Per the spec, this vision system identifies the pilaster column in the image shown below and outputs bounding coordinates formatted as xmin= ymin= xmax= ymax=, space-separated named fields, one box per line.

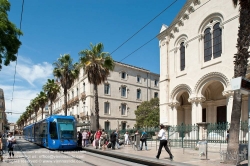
xmin=222 ymin=90 xmax=234 ymax=123
xmin=188 ymin=97 xmax=206 ymax=125
xmin=168 ymin=101 xmax=180 ymax=126
xmin=182 ymin=105 xmax=192 ymax=125
xmin=206 ymin=101 xmax=216 ymax=123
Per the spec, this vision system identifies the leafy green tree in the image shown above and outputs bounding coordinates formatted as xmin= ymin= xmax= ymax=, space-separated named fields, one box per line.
xmin=37 ymin=91 xmax=47 ymax=120
xmin=53 ymin=54 xmax=80 ymax=116
xmin=134 ymin=98 xmax=160 ymax=128
xmin=227 ymin=0 xmax=250 ymax=160
xmin=0 ymin=0 xmax=22 ymax=70
xmin=79 ymin=43 xmax=115 ymax=130
xmin=43 ymin=79 xmax=60 ymax=116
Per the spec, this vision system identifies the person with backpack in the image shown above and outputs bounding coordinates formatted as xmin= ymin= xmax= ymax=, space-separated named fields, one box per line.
xmin=140 ymin=130 xmax=148 ymax=150
xmin=7 ymin=133 xmax=15 ymax=158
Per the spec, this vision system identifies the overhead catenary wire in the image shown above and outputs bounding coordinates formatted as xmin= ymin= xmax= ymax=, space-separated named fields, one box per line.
xmin=110 ymin=0 xmax=178 ymax=55
xmin=10 ymin=0 xmax=25 ymax=111
xmin=119 ymin=0 xmax=211 ymax=62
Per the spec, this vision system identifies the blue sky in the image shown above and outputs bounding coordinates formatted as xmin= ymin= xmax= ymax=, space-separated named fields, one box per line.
xmin=0 ymin=0 xmax=186 ymax=123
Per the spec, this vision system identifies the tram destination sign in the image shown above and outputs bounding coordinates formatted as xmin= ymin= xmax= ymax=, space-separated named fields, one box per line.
xmin=231 ymin=77 xmax=250 ymax=94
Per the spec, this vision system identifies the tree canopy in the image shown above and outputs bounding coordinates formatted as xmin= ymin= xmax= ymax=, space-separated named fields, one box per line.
xmin=0 ymin=0 xmax=22 ymax=70
xmin=134 ymin=98 xmax=160 ymax=128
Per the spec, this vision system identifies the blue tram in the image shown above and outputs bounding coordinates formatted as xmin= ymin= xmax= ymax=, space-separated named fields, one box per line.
xmin=23 ymin=115 xmax=77 ymax=150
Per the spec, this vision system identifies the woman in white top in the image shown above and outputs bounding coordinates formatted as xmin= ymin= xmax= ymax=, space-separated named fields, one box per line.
xmin=124 ymin=132 xmax=130 ymax=145
xmin=156 ymin=124 xmax=173 ymax=160
xmin=7 ymin=133 xmax=15 ymax=158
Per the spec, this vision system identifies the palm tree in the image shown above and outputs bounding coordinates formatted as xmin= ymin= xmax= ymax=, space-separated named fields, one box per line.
xmin=227 ymin=0 xmax=250 ymax=161
xmin=26 ymin=105 xmax=33 ymax=124
xmin=43 ymin=79 xmax=60 ymax=116
xmin=79 ymin=43 xmax=115 ymax=130
xmin=37 ymin=91 xmax=48 ymax=120
xmin=53 ymin=54 xmax=80 ymax=116
xmin=31 ymin=97 xmax=40 ymax=122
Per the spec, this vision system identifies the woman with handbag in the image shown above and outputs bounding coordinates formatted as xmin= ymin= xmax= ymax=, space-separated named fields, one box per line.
xmin=7 ymin=133 xmax=15 ymax=158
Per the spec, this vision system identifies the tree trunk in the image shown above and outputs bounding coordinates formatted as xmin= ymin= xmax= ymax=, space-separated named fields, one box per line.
xmin=35 ymin=111 xmax=37 ymax=122
xmin=41 ymin=107 xmax=44 ymax=119
xmin=50 ymin=100 xmax=53 ymax=116
xmin=226 ymin=1 xmax=250 ymax=164
xmin=227 ymin=90 xmax=241 ymax=152
xmin=64 ymin=88 xmax=68 ymax=116
xmin=94 ymin=84 xmax=99 ymax=131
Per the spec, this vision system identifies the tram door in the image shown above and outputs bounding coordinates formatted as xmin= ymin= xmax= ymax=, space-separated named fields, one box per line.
xmin=43 ymin=122 xmax=48 ymax=148
xmin=48 ymin=122 xmax=58 ymax=148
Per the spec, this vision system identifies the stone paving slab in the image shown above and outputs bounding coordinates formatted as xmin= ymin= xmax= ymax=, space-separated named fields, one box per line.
xmin=83 ymin=143 xmax=248 ymax=166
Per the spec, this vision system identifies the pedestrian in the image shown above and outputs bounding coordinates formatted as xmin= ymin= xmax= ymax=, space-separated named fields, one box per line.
xmin=90 ymin=130 xmax=94 ymax=144
xmin=7 ymin=133 xmax=15 ymax=159
xmin=140 ymin=130 xmax=148 ymax=150
xmin=124 ymin=131 xmax=130 ymax=145
xmin=82 ymin=130 xmax=88 ymax=147
xmin=100 ymin=129 xmax=107 ymax=150
xmin=115 ymin=130 xmax=120 ymax=149
xmin=226 ymin=130 xmax=229 ymax=143
xmin=0 ymin=136 xmax=3 ymax=162
xmin=110 ymin=131 xmax=116 ymax=150
xmin=156 ymin=124 xmax=173 ymax=160
xmin=94 ymin=129 xmax=102 ymax=149
xmin=77 ymin=131 xmax=82 ymax=147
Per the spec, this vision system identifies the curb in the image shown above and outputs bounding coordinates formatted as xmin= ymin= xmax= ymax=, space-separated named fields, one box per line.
xmin=82 ymin=147 xmax=177 ymax=166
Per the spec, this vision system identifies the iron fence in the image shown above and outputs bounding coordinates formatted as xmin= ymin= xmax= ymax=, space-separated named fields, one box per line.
xmin=104 ymin=121 xmax=248 ymax=149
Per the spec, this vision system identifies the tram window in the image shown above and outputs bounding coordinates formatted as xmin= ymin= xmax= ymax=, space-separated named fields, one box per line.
xmin=49 ymin=122 xmax=58 ymax=139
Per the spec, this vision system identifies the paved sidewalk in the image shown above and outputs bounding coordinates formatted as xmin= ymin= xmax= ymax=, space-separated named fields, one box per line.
xmin=83 ymin=143 xmax=248 ymax=166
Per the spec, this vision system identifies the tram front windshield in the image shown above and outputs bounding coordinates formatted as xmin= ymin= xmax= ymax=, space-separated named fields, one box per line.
xmin=57 ymin=119 xmax=76 ymax=139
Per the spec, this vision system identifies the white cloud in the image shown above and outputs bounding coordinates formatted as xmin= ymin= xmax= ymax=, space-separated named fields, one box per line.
xmin=0 ymin=55 xmax=54 ymax=123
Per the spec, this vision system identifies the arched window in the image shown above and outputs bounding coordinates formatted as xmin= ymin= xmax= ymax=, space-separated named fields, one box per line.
xmin=180 ymin=42 xmax=185 ymax=71
xmin=213 ymin=22 xmax=222 ymax=58
xmin=204 ymin=28 xmax=212 ymax=62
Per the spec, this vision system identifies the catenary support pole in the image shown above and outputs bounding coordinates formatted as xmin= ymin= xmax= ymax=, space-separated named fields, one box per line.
xmin=248 ymin=93 xmax=250 ymax=166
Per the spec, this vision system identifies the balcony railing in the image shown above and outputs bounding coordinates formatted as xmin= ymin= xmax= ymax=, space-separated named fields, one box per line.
xmin=68 ymin=96 xmax=79 ymax=107
xmin=80 ymin=112 xmax=86 ymax=119
xmin=80 ymin=92 xmax=86 ymax=101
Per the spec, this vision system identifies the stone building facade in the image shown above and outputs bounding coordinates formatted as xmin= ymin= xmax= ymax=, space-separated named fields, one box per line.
xmin=29 ymin=62 xmax=159 ymax=131
xmin=157 ymin=0 xmax=246 ymax=126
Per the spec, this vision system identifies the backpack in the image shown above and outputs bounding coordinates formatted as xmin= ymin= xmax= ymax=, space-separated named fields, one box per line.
xmin=141 ymin=133 xmax=148 ymax=140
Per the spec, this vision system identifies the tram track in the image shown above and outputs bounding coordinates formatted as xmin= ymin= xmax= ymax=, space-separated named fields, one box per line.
xmin=16 ymin=139 xmax=143 ymax=166
xmin=60 ymin=149 xmax=134 ymax=166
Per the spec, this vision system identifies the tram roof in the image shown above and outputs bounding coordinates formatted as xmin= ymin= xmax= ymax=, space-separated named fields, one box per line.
xmin=23 ymin=115 xmax=75 ymax=129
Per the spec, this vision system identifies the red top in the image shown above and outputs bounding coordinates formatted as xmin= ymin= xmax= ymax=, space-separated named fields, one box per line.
xmin=95 ymin=131 xmax=102 ymax=139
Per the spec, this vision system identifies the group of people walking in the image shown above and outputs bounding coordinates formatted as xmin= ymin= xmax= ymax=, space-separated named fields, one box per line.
xmin=77 ymin=125 xmax=173 ymax=160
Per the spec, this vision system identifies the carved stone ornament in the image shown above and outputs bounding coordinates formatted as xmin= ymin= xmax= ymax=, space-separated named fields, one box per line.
xmin=167 ymin=101 xmax=180 ymax=109
xmin=222 ymin=90 xmax=234 ymax=98
xmin=174 ymin=27 xmax=179 ymax=33
xmin=188 ymin=6 xmax=195 ymax=13
xmin=178 ymin=20 xmax=184 ymax=26
xmin=188 ymin=97 xmax=206 ymax=104
xmin=183 ymin=13 xmax=189 ymax=20
xmin=198 ymin=34 xmax=204 ymax=41
xmin=193 ymin=0 xmax=201 ymax=5
xmin=170 ymin=33 xmax=175 ymax=39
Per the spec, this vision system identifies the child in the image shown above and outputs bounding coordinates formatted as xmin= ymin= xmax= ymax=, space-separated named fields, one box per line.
xmin=0 ymin=136 xmax=3 ymax=162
